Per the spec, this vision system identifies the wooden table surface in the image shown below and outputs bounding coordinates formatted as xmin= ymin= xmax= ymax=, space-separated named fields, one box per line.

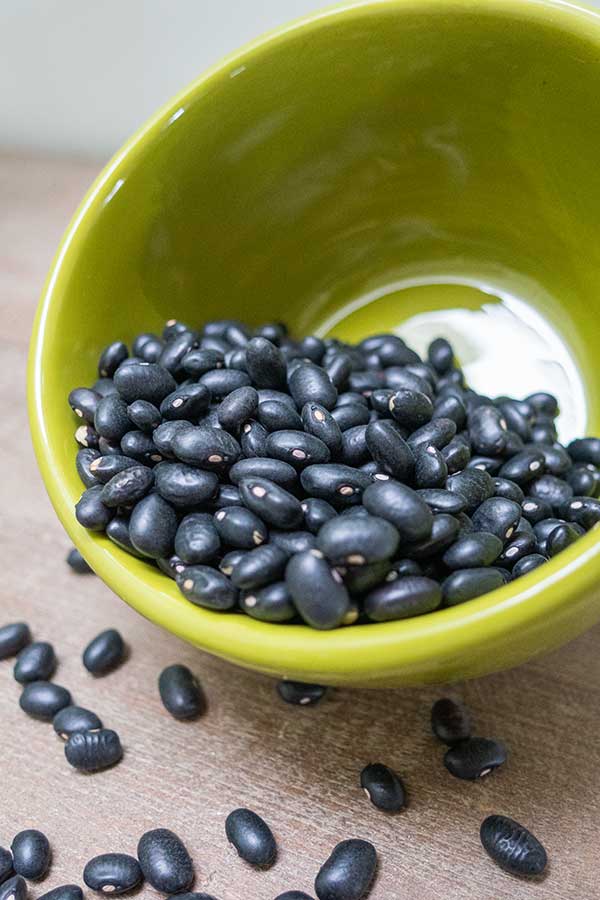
xmin=1 ymin=153 xmax=598 ymax=900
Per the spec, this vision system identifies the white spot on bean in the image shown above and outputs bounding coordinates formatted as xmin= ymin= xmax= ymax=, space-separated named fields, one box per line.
xmin=244 ymin=595 xmax=257 ymax=608
xmin=172 ymin=398 xmax=184 ymax=408
xmin=475 ymin=463 xmax=486 ymax=471
xmin=208 ymin=454 xmax=223 ymax=463
xmin=166 ymin=318 xmax=177 ymax=326
xmin=505 ymin=526 xmax=515 ymax=539
xmin=505 ymin=546 xmax=519 ymax=558
xmin=75 ymin=426 xmax=89 ymax=446
xmin=343 ymin=607 xmax=359 ymax=625
xmin=386 ymin=571 xmax=398 ymax=582
xmin=292 ymin=449 xmax=307 ymax=460
xmin=150 ymin=454 xmax=162 ymax=462
xmin=299 ymin=696 xmax=311 ymax=705
xmin=572 ymin=501 xmax=584 ymax=509
xmin=216 ymin=510 xmax=226 ymax=520
xmin=183 ymin=579 xmax=194 ymax=591
xmin=529 ymin=460 xmax=541 ymax=471
xmin=363 ymin=788 xmax=371 ymax=800
xmin=347 ymin=554 xmax=366 ymax=566
xmin=331 ymin=568 xmax=343 ymax=583
xmin=310 ymin=549 xmax=324 ymax=559
xmin=75 ymin=408 xmax=83 ymax=418
xmin=252 ymin=530 xmax=264 ymax=545
xmin=314 ymin=410 xmax=325 ymax=422
xmin=427 ymin=445 xmax=437 ymax=455
xmin=175 ymin=564 xmax=185 ymax=573
xmin=221 ymin=565 xmax=233 ymax=575
xmin=339 ymin=485 xmax=354 ymax=496
xmin=500 ymin=418 xmax=508 ymax=430
xmin=523 ymin=502 xmax=536 ymax=511
xmin=252 ymin=485 xmax=267 ymax=498
xmin=243 ymin=424 xmax=251 ymax=434
xmin=301 ymin=503 xmax=308 ymax=511
xmin=374 ymin=473 xmax=389 ymax=481
xmin=89 ymin=458 xmax=100 ymax=472
xmin=479 ymin=767 xmax=493 ymax=778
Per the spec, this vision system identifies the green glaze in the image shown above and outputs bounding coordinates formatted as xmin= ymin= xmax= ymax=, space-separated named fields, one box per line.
xmin=29 ymin=0 xmax=600 ymax=685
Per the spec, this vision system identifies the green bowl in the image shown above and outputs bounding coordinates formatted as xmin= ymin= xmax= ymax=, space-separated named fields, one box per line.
xmin=29 ymin=0 xmax=600 ymax=686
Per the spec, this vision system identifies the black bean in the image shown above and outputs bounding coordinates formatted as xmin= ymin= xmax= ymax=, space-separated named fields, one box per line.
xmin=159 ymin=384 xmax=211 ymax=422
xmin=277 ymin=680 xmax=326 ymax=705
xmin=326 ymin=352 xmax=352 ymax=390
xmin=75 ymin=485 xmax=114 ymax=531
xmin=216 ymin=387 xmax=259 ymax=433
xmin=76 ymin=447 xmax=101 ymax=487
xmin=388 ymin=388 xmax=433 ymax=430
xmin=366 ymin=420 xmax=414 ymax=480
xmin=88 ymin=454 xmax=139 ymax=484
xmin=388 ymin=559 xmax=423 ymax=577
xmin=301 ymin=403 xmax=343 ymax=457
xmin=467 ymin=455 xmax=503 ymax=474
xmin=214 ymin=506 xmax=267 ymax=549
xmin=442 ymin=568 xmax=506 ymax=606
xmin=403 ymin=514 xmax=460 ymax=559
xmin=176 ymin=566 xmax=238 ymax=610
xmin=153 ymin=420 xmax=193 ymax=458
xmin=199 ymin=368 xmax=251 ymax=399
xmin=497 ymin=532 xmax=537 ymax=567
xmin=244 ymin=337 xmax=288 ymax=389
xmin=98 ymin=341 xmax=128 ymax=377
xmin=83 ymin=853 xmax=141 ymax=894
xmin=154 ymin=462 xmax=218 ymax=508
xmin=417 ymin=488 xmax=465 ymax=515
xmin=359 ymin=482 xmax=432 ymax=546
xmin=275 ymin=893 xmax=314 ymax=900
xmin=201 ymin=336 xmax=230 ymax=354
xmin=298 ymin=335 xmax=326 ymax=363
xmin=230 ymin=544 xmax=288 ymax=589
xmin=165 ymin=319 xmax=195 ymax=341
xmin=93 ymin=377 xmax=118 ymax=397
xmin=385 ymin=367 xmax=431 ymax=397
xmin=175 ymin=513 xmax=221 ymax=564
xmin=225 ymin=808 xmax=277 ymax=869
xmin=239 ymin=477 xmax=303 ymax=528
xmin=480 ymin=815 xmax=547 ymax=877
xmin=441 ymin=434 xmax=471 ymax=474
xmin=106 ymin=517 xmax=146 ymax=558
xmin=286 ymin=550 xmax=351 ymax=629
xmin=331 ymin=404 xmax=371 ymax=430
xmin=563 ymin=495 xmax=600 ymax=529
xmin=210 ymin=485 xmax=242 ymax=509
xmin=20 ymin=681 xmax=72 ymax=721
xmin=301 ymin=465 xmax=371 ymax=508
xmin=14 ymin=642 xmax=56 ymax=684
xmin=129 ymin=494 xmax=178 ymax=558
xmin=255 ymin=322 xmax=288 ymax=345
xmin=182 ymin=348 xmax=224 ymax=378
xmin=113 ymin=362 xmax=177 ymax=405
xmin=53 ymin=705 xmax=103 ymax=740
xmin=288 ymin=362 xmax=337 ymax=411
xmin=520 ymin=496 xmax=553 ymax=524
xmin=317 ymin=515 xmax=399 ymax=566
xmin=271 ymin=530 xmax=317 ymax=555
xmin=528 ymin=474 xmax=573 ymax=511
xmin=499 ymin=449 xmax=544 ymax=485
xmin=157 ymin=555 xmax=186 ymax=579
xmin=74 ymin=424 xmax=99 ymax=449
xmin=0 ymin=876 xmax=26 ymax=900
xmin=468 ymin=404 xmax=508 ymax=455
xmin=159 ymin=664 xmax=205 ymax=720
xmin=229 ymin=458 xmax=297 ymax=490
xmin=413 ymin=446 xmax=448 ymax=488
xmin=94 ymin=395 xmax=132 ymax=442
xmin=339 ymin=425 xmax=369 ymax=467
xmin=158 ymin=331 xmax=198 ymax=377
xmin=442 ymin=532 xmax=503 ymax=569
xmin=493 ymin=477 xmax=524 ymax=504
xmin=568 ymin=436 xmax=600 ymax=465
xmin=407 ymin=417 xmax=456 ymax=452
xmin=530 ymin=421 xmax=557 ymax=444
xmin=360 ymin=763 xmax=406 ymax=812
xmin=65 ymin=728 xmax=122 ymax=772
xmin=365 ymin=575 xmax=441 ymax=621
xmin=433 ymin=395 xmax=467 ymax=429
xmin=257 ymin=400 xmax=302 ymax=433
xmin=133 ymin=331 xmax=160 ymax=355
xmin=526 ymin=390 xmax=558 ymax=417
xmin=257 ymin=389 xmax=297 ymax=408
xmin=38 ymin=886 xmax=84 ymax=900
xmin=137 ymin=829 xmax=193 ymax=894
xmin=239 ymin=419 xmax=268 ymax=457
xmin=241 ymin=582 xmax=296 ymax=622
xmin=431 ymin=698 xmax=471 ymax=744
xmin=471 ymin=497 xmax=521 ymax=541
xmin=301 ymin=498 xmax=337 ymax=534
xmin=83 ymin=629 xmax=126 ymax=676
xmin=567 ymin=463 xmax=600 ymax=497
xmin=265 ymin=430 xmax=330 ymax=471
xmin=444 ymin=736 xmax=507 ymax=779
xmin=172 ymin=425 xmax=240 ymax=470
xmin=428 ymin=337 xmax=454 ymax=374
xmin=11 ymin=830 xmax=51 ymax=880
xmin=512 ymin=553 xmax=548 ymax=577
xmin=495 ymin=400 xmax=531 ymax=441
xmin=120 ymin=430 xmax=162 ymax=465
xmin=546 ymin=523 xmax=581 ymax=557
xmin=315 ymin=839 xmax=377 ymax=900
xmin=69 ymin=387 xmax=101 ymax=424
xmin=0 ymin=623 xmax=31 ymax=660
xmin=100 ymin=465 xmax=154 ymax=508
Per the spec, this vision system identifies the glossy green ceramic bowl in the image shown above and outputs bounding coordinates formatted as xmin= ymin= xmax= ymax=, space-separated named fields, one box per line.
xmin=29 ymin=0 xmax=600 ymax=686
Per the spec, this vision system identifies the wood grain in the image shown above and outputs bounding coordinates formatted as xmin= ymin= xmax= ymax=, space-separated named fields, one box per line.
xmin=0 ymin=153 xmax=597 ymax=900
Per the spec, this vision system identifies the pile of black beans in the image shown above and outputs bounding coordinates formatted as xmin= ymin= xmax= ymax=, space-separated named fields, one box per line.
xmin=70 ymin=318 xmax=600 ymax=628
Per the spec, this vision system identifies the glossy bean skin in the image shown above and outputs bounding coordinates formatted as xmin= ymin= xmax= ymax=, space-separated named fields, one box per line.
xmin=0 ymin=623 xmax=31 ymax=660
xmin=153 ymin=420 xmax=193 ymax=458
xmin=75 ymin=486 xmax=114 ymax=531
xmin=257 ymin=400 xmax=303 ymax=433
xmin=120 ymin=430 xmax=162 ymax=465
xmin=402 ymin=515 xmax=460 ymax=560
xmin=567 ymin=436 xmax=600 ymax=465
xmin=94 ymin=395 xmax=132 ymax=441
xmin=271 ymin=530 xmax=317 ymax=555
xmin=241 ymin=582 xmax=297 ymax=622
xmin=331 ymin=404 xmax=371 ymax=431
xmin=360 ymin=763 xmax=406 ymax=812
xmin=65 ymin=729 xmax=123 ymax=772
xmin=88 ymin=454 xmax=139 ymax=484
xmin=75 ymin=424 xmax=99 ymax=449
xmin=317 ymin=515 xmax=399 ymax=565
xmin=137 ymin=829 xmax=194 ymax=894
xmin=160 ymin=384 xmax=211 ymax=421
xmin=199 ymin=368 xmax=251 ymax=398
xmin=98 ymin=340 xmax=128 ymax=377
xmin=225 ymin=809 xmax=277 ymax=869
xmin=365 ymin=420 xmax=414 ymax=480
xmin=76 ymin=447 xmax=101 ymax=487
xmin=446 ymin=468 xmax=495 ymax=513
xmin=238 ymin=478 xmax=304 ymax=529
xmin=53 ymin=705 xmax=103 ymax=740
xmin=11 ymin=830 xmax=51 ymax=880
xmin=106 ymin=517 xmax=146 ymax=558
xmin=218 ymin=387 xmax=259 ymax=433
xmin=444 ymin=737 xmax=507 ymax=779
xmin=83 ymin=854 xmax=142 ymax=895
xmin=407 ymin=417 xmax=456 ymax=452
xmin=129 ymin=494 xmax=178 ymax=559
xmin=230 ymin=544 xmax=289 ymax=590
xmin=274 ymin=893 xmax=314 ymax=900
xmin=431 ymin=698 xmax=471 ymax=744
xmin=527 ymin=474 xmax=573 ymax=511
xmin=100 ymin=465 xmax=154 ymax=508
xmin=520 ymin=496 xmax=553 ymax=524
xmin=113 ymin=362 xmax=177 ymax=405
xmin=83 ymin=629 xmax=126 ymax=675
xmin=442 ymin=532 xmax=503 ymax=569
xmin=497 ymin=533 xmax=537 ymax=568
xmin=175 ymin=514 xmax=221 ymax=565
xmin=176 ymin=566 xmax=238 ymax=610
xmin=126 ymin=399 xmax=161 ymax=433
xmin=468 ymin=405 xmax=508 ymax=455
xmin=277 ymin=680 xmax=326 ymax=705
xmin=0 ymin=876 xmax=27 ymax=900
xmin=363 ymin=480 xmax=435 ymax=543
xmin=229 ymin=458 xmax=297 ymax=490
xmin=301 ymin=498 xmax=338 ymax=534
xmin=14 ymin=642 xmax=56 ymax=684
xmin=245 ymin=337 xmax=287 ymax=389
xmin=388 ymin=388 xmax=433 ymax=429
xmin=546 ymin=523 xmax=581 ymax=557
xmin=563 ymin=496 xmax=600 ymax=529
xmin=314 ymin=840 xmax=377 ymax=900
xmin=286 ymin=551 xmax=351 ymax=629
xmin=172 ymin=426 xmax=241 ymax=471
xmin=266 ymin=430 xmax=330 ymax=470
xmin=38 ymin=887 xmax=84 ymax=900
xmin=300 ymin=465 xmax=371 ymax=508
xmin=471 ymin=498 xmax=521 ymax=541
xmin=240 ymin=420 xmax=268 ymax=457
xmin=493 ymin=477 xmax=524 ymax=504
xmin=498 ymin=449 xmax=544 ymax=485
xmin=413 ymin=446 xmax=448 ymax=488
xmin=441 ymin=434 xmax=471 ymax=474
xmin=512 ymin=553 xmax=548 ymax=577
xmin=365 ymin=575 xmax=442 ymax=621
xmin=154 ymin=462 xmax=218 ymax=508
xmin=214 ymin=506 xmax=267 ymax=549
xmin=159 ymin=664 xmax=205 ymax=720
xmin=301 ymin=403 xmax=343 ymax=457
xmin=480 ymin=815 xmax=547 ymax=877
xmin=442 ymin=568 xmax=506 ymax=606
xmin=288 ymin=362 xmax=338 ymax=410
xmin=341 ymin=426 xmax=370 ymax=467
xmin=428 ymin=337 xmax=454 ymax=373
xmin=20 ymin=682 xmax=72 ymax=721
xmin=567 ymin=463 xmax=600 ymax=497
xmin=69 ymin=387 xmax=101 ymax=424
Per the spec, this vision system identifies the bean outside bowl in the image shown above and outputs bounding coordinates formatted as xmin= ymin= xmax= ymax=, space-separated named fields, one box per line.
xmin=29 ymin=0 xmax=600 ymax=686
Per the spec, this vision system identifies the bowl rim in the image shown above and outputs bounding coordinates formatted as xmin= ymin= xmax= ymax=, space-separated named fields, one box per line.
xmin=28 ymin=0 xmax=600 ymax=680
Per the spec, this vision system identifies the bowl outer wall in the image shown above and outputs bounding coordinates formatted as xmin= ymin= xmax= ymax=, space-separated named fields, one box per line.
xmin=28 ymin=0 xmax=600 ymax=686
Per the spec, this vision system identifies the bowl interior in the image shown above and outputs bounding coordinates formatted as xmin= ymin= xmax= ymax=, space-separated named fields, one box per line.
xmin=30 ymin=0 xmax=600 ymax=685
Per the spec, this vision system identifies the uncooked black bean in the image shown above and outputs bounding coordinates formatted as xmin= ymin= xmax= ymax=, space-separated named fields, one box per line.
xmin=11 ymin=830 xmax=51 ymax=880
xmin=199 ymin=368 xmax=251 ymax=399
xmin=326 ymin=352 xmax=352 ymax=390
xmin=471 ymin=497 xmax=521 ymax=541
xmin=493 ymin=477 xmax=524 ymax=504
xmin=443 ymin=568 xmax=506 ymax=606
xmin=331 ymin=404 xmax=371 ymax=431
xmin=129 ymin=494 xmax=178 ymax=558
xmin=403 ymin=514 xmax=460 ymax=560
xmin=468 ymin=405 xmax=508 ymax=456
xmin=241 ymin=582 xmax=296 ymax=622
xmin=210 ymin=485 xmax=242 ymax=509
xmin=417 ymin=488 xmax=465 ymax=515
xmin=433 ymin=394 xmax=467 ymax=429
xmin=407 ymin=417 xmax=457 ymax=452
xmin=14 ymin=641 xmax=56 ymax=683
xmin=413 ymin=446 xmax=448 ymax=488
xmin=365 ymin=575 xmax=442 ymax=621
xmin=172 ymin=425 xmax=240 ymax=470
xmin=444 ymin=736 xmax=507 ymax=779
xmin=158 ymin=331 xmax=198 ymax=377
xmin=480 ymin=815 xmax=547 ymax=877
xmin=201 ymin=335 xmax=230 ymax=354
xmin=301 ymin=403 xmax=343 ymax=457
xmin=526 ymin=390 xmax=558 ymax=417
xmin=157 ymin=555 xmax=186 ymax=579
xmin=120 ymin=430 xmax=162 ymax=465
xmin=75 ymin=424 xmax=99 ymax=449
xmin=20 ymin=681 xmax=72 ymax=721
xmin=214 ymin=506 xmax=267 ymax=549
xmin=94 ymin=395 xmax=132 ymax=442
xmin=83 ymin=853 xmax=142 ymax=894
xmin=360 ymin=763 xmax=406 ymax=812
xmin=365 ymin=420 xmax=414 ymax=480
xmin=512 ymin=553 xmax=548 ymax=577
xmin=563 ymin=495 xmax=600 ymax=529
xmin=38 ymin=885 xmax=84 ymax=900
xmin=98 ymin=341 xmax=128 ymax=378
xmin=362 ymin=480 xmax=432 ymax=542
xmin=106 ymin=516 xmax=146 ymax=558
xmin=113 ymin=361 xmax=176 ymax=405
xmin=244 ymin=336 xmax=287 ymax=389
xmin=182 ymin=348 xmax=224 ymax=378
xmin=154 ymin=462 xmax=218 ymax=507
xmin=159 ymin=384 xmax=210 ymax=422
xmin=277 ymin=681 xmax=326 ymax=705
xmin=265 ymin=430 xmax=330 ymax=471
xmin=275 ymin=893 xmax=314 ymax=900
xmin=567 ymin=463 xmax=600 ymax=497
xmin=528 ymin=474 xmax=573 ymax=511
xmin=76 ymin=447 xmax=101 ymax=487
xmin=568 ymin=436 xmax=600 ymax=465
xmin=53 ymin=705 xmax=102 ymax=740
xmin=176 ymin=566 xmax=238 ymax=609
xmin=301 ymin=498 xmax=337 ymax=534
xmin=317 ymin=515 xmax=398 ymax=566
xmin=431 ymin=698 xmax=471 ymax=744
xmin=389 ymin=559 xmax=423 ymax=577
xmin=0 ymin=876 xmax=26 ymax=900
xmin=257 ymin=400 xmax=302 ymax=433
xmin=133 ymin=331 xmax=160 ymax=355
xmin=286 ymin=550 xmax=350 ymax=629
xmin=217 ymin=387 xmax=259 ymax=433
xmin=153 ymin=420 xmax=193 ymax=458
xmin=257 ymin=389 xmax=296 ymax=408
xmin=340 ymin=425 xmax=370 ymax=466
xmin=0 ymin=623 xmax=31 ymax=660
xmin=138 ymin=832 xmax=196 ymax=897
xmin=83 ymin=629 xmax=126 ymax=675
xmin=88 ymin=454 xmax=139 ymax=484
xmin=271 ymin=530 xmax=317 ymax=555
xmin=499 ymin=449 xmax=544 ymax=485
xmin=75 ymin=485 xmax=114 ymax=531
xmin=520 ymin=496 xmax=553 ymax=524
xmin=229 ymin=458 xmax=297 ymax=490
xmin=225 ymin=808 xmax=277 ymax=869
xmin=69 ymin=387 xmax=101 ymax=424
xmin=158 ymin=664 xmax=205 ymax=720
xmin=230 ymin=544 xmax=288 ymax=589
xmin=388 ymin=388 xmax=433 ymax=430
xmin=546 ymin=522 xmax=581 ymax=557
xmin=65 ymin=728 xmax=122 ymax=772
xmin=288 ymin=362 xmax=337 ymax=411
xmin=301 ymin=465 xmax=371 ymax=508
xmin=100 ymin=465 xmax=154 ymax=508
xmin=385 ymin=366 xmax=431 ymax=397
xmin=441 ymin=434 xmax=471 ymax=474
xmin=239 ymin=477 xmax=303 ymax=528
xmin=92 ymin=377 xmax=118 ymax=397
xmin=428 ymin=337 xmax=454 ymax=374
xmin=224 ymin=349 xmax=249 ymax=371
xmin=255 ymin=322 xmax=288 ymax=345
xmin=175 ymin=513 xmax=220 ymax=564
xmin=442 ymin=532 xmax=503 ymax=569
xmin=497 ymin=532 xmax=537 ymax=567
xmin=239 ymin=419 xmax=268 ymax=457
xmin=315 ymin=839 xmax=377 ymax=900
